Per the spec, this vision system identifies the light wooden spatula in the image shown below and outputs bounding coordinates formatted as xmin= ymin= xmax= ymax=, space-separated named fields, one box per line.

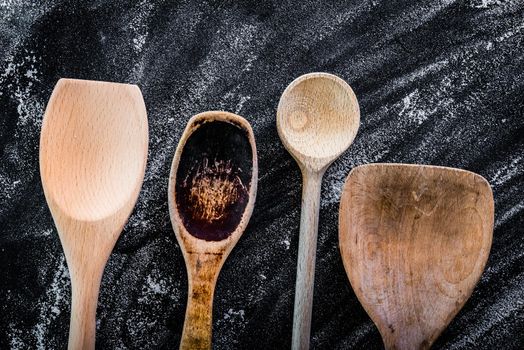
xmin=339 ymin=163 xmax=494 ymax=350
xmin=40 ymin=78 xmax=148 ymax=349
xmin=277 ymin=73 xmax=360 ymax=350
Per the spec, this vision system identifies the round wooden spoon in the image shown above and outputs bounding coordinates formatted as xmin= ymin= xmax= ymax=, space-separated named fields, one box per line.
xmin=277 ymin=72 xmax=360 ymax=349
xmin=168 ymin=111 xmax=257 ymax=350
xmin=39 ymin=78 xmax=148 ymax=350
xmin=339 ymin=164 xmax=494 ymax=350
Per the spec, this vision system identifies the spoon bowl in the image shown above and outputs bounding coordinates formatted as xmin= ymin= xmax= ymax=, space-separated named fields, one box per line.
xmin=339 ymin=164 xmax=494 ymax=350
xmin=277 ymin=72 xmax=359 ymax=171
xmin=277 ymin=72 xmax=360 ymax=349
xmin=168 ymin=111 xmax=257 ymax=350
xmin=40 ymin=78 xmax=148 ymax=349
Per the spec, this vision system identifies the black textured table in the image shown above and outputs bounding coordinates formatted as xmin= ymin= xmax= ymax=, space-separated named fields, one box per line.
xmin=1 ymin=1 xmax=523 ymax=349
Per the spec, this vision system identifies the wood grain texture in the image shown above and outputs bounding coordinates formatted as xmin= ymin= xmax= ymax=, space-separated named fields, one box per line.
xmin=1 ymin=1 xmax=523 ymax=348
xmin=277 ymin=73 xmax=360 ymax=173
xmin=277 ymin=73 xmax=360 ymax=350
xmin=339 ymin=164 xmax=494 ymax=350
xmin=168 ymin=111 xmax=257 ymax=350
xmin=39 ymin=79 xmax=148 ymax=349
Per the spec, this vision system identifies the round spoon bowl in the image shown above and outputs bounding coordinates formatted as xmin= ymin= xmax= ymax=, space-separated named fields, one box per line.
xmin=277 ymin=72 xmax=359 ymax=169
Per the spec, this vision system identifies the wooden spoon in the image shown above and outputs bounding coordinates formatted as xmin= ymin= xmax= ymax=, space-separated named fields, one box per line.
xmin=339 ymin=164 xmax=494 ymax=350
xmin=39 ymin=78 xmax=148 ymax=349
xmin=168 ymin=111 xmax=257 ymax=350
xmin=277 ymin=72 xmax=360 ymax=349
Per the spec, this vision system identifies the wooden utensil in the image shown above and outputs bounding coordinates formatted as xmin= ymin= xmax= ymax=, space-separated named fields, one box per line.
xmin=168 ymin=111 xmax=257 ymax=350
xmin=277 ymin=72 xmax=360 ymax=349
xmin=339 ymin=164 xmax=494 ymax=350
xmin=39 ymin=78 xmax=148 ymax=350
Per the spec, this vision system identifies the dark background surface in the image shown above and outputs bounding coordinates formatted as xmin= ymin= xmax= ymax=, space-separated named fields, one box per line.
xmin=0 ymin=0 xmax=523 ymax=349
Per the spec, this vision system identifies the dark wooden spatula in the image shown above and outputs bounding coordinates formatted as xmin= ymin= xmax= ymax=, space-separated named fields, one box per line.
xmin=168 ymin=111 xmax=257 ymax=350
xmin=339 ymin=163 xmax=494 ymax=350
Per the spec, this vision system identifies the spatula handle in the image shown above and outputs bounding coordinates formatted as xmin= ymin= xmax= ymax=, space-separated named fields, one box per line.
xmin=68 ymin=269 xmax=103 ymax=350
xmin=180 ymin=259 xmax=220 ymax=350
xmin=292 ymin=170 xmax=323 ymax=350
xmin=180 ymin=281 xmax=214 ymax=350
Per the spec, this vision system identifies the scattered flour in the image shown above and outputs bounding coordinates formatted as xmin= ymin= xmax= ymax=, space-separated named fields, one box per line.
xmin=223 ymin=308 xmax=245 ymax=322
xmin=7 ymin=323 xmax=25 ymax=349
xmin=495 ymin=22 xmax=524 ymax=43
xmin=138 ymin=273 xmax=169 ymax=303
xmin=489 ymin=155 xmax=523 ymax=187
xmin=470 ymin=0 xmax=504 ymax=9
xmin=32 ymin=256 xmax=69 ymax=350
xmin=496 ymin=200 xmax=524 ymax=228
xmin=41 ymin=228 xmax=53 ymax=237
xmin=128 ymin=0 xmax=155 ymax=81
xmin=446 ymin=275 xmax=524 ymax=349
xmin=0 ymin=51 xmax=43 ymax=125
xmin=0 ymin=1 xmax=522 ymax=348
xmin=398 ymin=89 xmax=436 ymax=125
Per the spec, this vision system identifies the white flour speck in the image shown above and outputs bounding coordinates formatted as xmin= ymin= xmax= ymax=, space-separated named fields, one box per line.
xmin=471 ymin=0 xmax=503 ymax=9
xmin=399 ymin=89 xmax=436 ymax=125
xmin=0 ymin=51 xmax=43 ymax=125
xmin=496 ymin=200 xmax=524 ymax=228
xmin=489 ymin=155 xmax=522 ymax=187
xmin=41 ymin=228 xmax=53 ymax=237
xmin=7 ymin=323 xmax=26 ymax=349
xmin=32 ymin=256 xmax=69 ymax=350
xmin=223 ymin=308 xmax=245 ymax=321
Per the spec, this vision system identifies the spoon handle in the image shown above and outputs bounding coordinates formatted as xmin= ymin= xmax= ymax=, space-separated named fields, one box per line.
xmin=292 ymin=170 xmax=323 ymax=350
xmin=180 ymin=256 xmax=220 ymax=350
xmin=68 ymin=267 xmax=103 ymax=350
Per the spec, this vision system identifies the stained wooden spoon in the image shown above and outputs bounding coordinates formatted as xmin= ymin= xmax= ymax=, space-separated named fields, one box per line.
xmin=277 ymin=72 xmax=360 ymax=349
xmin=39 ymin=78 xmax=148 ymax=349
xmin=339 ymin=164 xmax=494 ymax=350
xmin=168 ymin=111 xmax=257 ymax=350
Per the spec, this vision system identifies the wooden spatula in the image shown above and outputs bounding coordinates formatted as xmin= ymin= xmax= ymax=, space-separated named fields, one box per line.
xmin=339 ymin=163 xmax=494 ymax=350
xmin=40 ymin=79 xmax=148 ymax=349
xmin=168 ymin=111 xmax=257 ymax=350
